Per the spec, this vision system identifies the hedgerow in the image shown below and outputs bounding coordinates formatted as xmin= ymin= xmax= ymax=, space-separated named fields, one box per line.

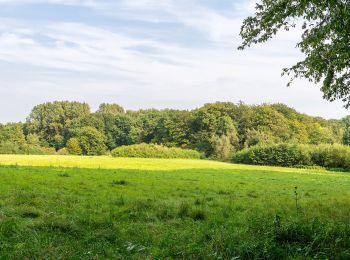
xmin=232 ymin=143 xmax=312 ymax=167
xmin=232 ymin=143 xmax=350 ymax=169
xmin=111 ymin=143 xmax=202 ymax=159
xmin=0 ymin=142 xmax=56 ymax=155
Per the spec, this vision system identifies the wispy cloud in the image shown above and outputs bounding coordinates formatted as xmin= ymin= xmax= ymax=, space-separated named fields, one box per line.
xmin=0 ymin=0 xmax=347 ymax=123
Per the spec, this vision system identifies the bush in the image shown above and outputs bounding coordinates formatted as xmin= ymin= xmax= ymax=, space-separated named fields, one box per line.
xmin=310 ymin=144 xmax=350 ymax=168
xmin=57 ymin=148 xmax=69 ymax=155
xmin=232 ymin=143 xmax=312 ymax=167
xmin=111 ymin=143 xmax=202 ymax=159
xmin=66 ymin=138 xmax=82 ymax=155
xmin=69 ymin=127 xmax=107 ymax=156
xmin=232 ymin=143 xmax=350 ymax=169
xmin=0 ymin=142 xmax=56 ymax=155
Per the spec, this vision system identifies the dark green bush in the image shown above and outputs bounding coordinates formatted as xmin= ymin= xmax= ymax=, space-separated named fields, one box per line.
xmin=232 ymin=143 xmax=312 ymax=167
xmin=232 ymin=143 xmax=350 ymax=169
xmin=111 ymin=143 xmax=202 ymax=159
xmin=310 ymin=144 xmax=350 ymax=168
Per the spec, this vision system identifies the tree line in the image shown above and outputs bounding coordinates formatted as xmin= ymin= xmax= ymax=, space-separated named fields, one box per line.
xmin=1 ymin=101 xmax=350 ymax=160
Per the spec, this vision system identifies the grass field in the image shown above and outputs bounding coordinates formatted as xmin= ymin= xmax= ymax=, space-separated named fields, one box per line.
xmin=0 ymin=155 xmax=350 ymax=259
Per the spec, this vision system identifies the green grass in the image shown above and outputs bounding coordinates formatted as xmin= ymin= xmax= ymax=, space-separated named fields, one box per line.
xmin=0 ymin=155 xmax=350 ymax=259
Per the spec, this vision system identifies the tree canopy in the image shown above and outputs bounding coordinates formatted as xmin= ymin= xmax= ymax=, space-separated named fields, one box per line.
xmin=239 ymin=0 xmax=350 ymax=107
xmin=1 ymin=101 xmax=349 ymax=159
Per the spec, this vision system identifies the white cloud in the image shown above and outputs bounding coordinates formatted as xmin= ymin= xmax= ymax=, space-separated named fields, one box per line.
xmin=0 ymin=0 xmax=348 ymax=123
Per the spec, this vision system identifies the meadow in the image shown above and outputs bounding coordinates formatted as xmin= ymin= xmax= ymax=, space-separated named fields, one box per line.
xmin=0 ymin=155 xmax=350 ymax=259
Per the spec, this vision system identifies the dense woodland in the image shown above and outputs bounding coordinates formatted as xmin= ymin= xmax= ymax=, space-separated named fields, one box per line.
xmin=1 ymin=101 xmax=349 ymax=161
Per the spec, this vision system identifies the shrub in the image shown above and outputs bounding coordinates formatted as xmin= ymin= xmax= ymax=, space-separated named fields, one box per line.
xmin=57 ymin=148 xmax=69 ymax=155
xmin=69 ymin=127 xmax=107 ymax=155
xmin=66 ymin=138 xmax=82 ymax=155
xmin=40 ymin=147 xmax=57 ymax=155
xmin=0 ymin=142 xmax=22 ymax=154
xmin=310 ymin=144 xmax=350 ymax=168
xmin=232 ymin=143 xmax=312 ymax=167
xmin=232 ymin=143 xmax=350 ymax=169
xmin=111 ymin=143 xmax=201 ymax=159
xmin=0 ymin=142 xmax=56 ymax=155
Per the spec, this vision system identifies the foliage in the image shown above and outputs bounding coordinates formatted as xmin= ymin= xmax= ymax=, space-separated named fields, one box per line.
xmin=342 ymin=116 xmax=350 ymax=145
xmin=239 ymin=0 xmax=350 ymax=107
xmin=232 ymin=143 xmax=312 ymax=167
xmin=0 ymin=142 xmax=55 ymax=155
xmin=103 ymin=114 xmax=140 ymax=150
xmin=97 ymin=103 xmax=124 ymax=115
xmin=26 ymin=133 xmax=40 ymax=146
xmin=1 ymin=101 xmax=349 ymax=158
xmin=26 ymin=101 xmax=90 ymax=149
xmin=0 ymin=123 xmax=26 ymax=144
xmin=69 ymin=127 xmax=107 ymax=156
xmin=111 ymin=143 xmax=201 ymax=159
xmin=343 ymin=127 xmax=350 ymax=145
xmin=233 ymin=143 xmax=350 ymax=169
xmin=65 ymin=138 xmax=82 ymax=155
xmin=57 ymin=148 xmax=69 ymax=155
xmin=211 ymin=134 xmax=235 ymax=161
xmin=310 ymin=144 xmax=350 ymax=169
xmin=191 ymin=104 xmax=239 ymax=156
xmin=308 ymin=123 xmax=336 ymax=144
xmin=244 ymin=128 xmax=275 ymax=147
xmin=71 ymin=114 xmax=105 ymax=133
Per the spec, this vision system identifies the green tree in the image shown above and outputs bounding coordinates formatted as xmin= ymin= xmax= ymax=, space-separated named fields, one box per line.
xmin=191 ymin=104 xmax=239 ymax=157
xmin=343 ymin=127 xmax=350 ymax=145
xmin=244 ymin=129 xmax=275 ymax=147
xmin=151 ymin=110 xmax=192 ymax=147
xmin=240 ymin=1 xmax=350 ymax=106
xmin=342 ymin=116 xmax=350 ymax=145
xmin=69 ymin=127 xmax=107 ymax=155
xmin=308 ymin=123 xmax=336 ymax=145
xmin=0 ymin=123 xmax=25 ymax=144
xmin=26 ymin=101 xmax=90 ymax=149
xmin=97 ymin=103 xmax=124 ymax=115
xmin=26 ymin=133 xmax=40 ymax=146
xmin=66 ymin=138 xmax=82 ymax=155
xmin=71 ymin=114 xmax=105 ymax=132
xmin=103 ymin=114 xmax=140 ymax=150
xmin=211 ymin=135 xmax=233 ymax=161
xmin=130 ymin=109 xmax=164 ymax=144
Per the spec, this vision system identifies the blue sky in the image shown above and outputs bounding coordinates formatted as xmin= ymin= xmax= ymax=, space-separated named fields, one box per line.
xmin=0 ymin=0 xmax=348 ymax=122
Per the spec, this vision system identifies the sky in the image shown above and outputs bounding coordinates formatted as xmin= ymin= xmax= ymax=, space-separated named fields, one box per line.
xmin=0 ymin=0 xmax=348 ymax=123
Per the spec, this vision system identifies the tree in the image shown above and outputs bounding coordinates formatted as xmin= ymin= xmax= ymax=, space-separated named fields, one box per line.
xmin=66 ymin=138 xmax=82 ymax=155
xmin=97 ymin=103 xmax=124 ymax=115
xmin=26 ymin=101 xmax=90 ymax=149
xmin=244 ymin=129 xmax=275 ymax=147
xmin=308 ymin=123 xmax=335 ymax=145
xmin=26 ymin=133 xmax=40 ymax=146
xmin=191 ymin=104 xmax=239 ymax=157
xmin=211 ymin=135 xmax=233 ymax=161
xmin=71 ymin=114 xmax=105 ymax=132
xmin=343 ymin=127 xmax=350 ymax=145
xmin=0 ymin=123 xmax=25 ymax=144
xmin=342 ymin=116 xmax=350 ymax=145
xmin=130 ymin=109 xmax=164 ymax=144
xmin=69 ymin=127 xmax=107 ymax=155
xmin=239 ymin=1 xmax=350 ymax=107
xmin=150 ymin=110 xmax=192 ymax=147
xmin=103 ymin=114 xmax=140 ymax=150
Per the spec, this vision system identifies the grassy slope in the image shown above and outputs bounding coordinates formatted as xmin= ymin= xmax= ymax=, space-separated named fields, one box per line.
xmin=0 ymin=155 xmax=349 ymax=259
